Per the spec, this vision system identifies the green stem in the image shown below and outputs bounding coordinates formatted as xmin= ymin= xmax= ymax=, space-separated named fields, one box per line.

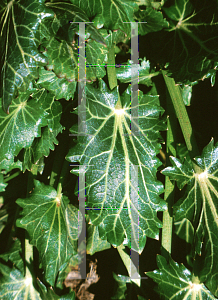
xmin=162 ymin=71 xmax=201 ymax=173
xmin=56 ymin=157 xmax=70 ymax=196
xmin=4 ymin=171 xmax=21 ymax=183
xmin=50 ymin=131 xmax=70 ymax=189
xmin=162 ymin=178 xmax=174 ymax=257
xmin=161 ymin=90 xmax=177 ymax=258
xmin=107 ymin=44 xmax=117 ymax=90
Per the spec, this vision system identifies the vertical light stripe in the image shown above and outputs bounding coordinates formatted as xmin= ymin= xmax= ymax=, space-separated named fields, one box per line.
xmin=78 ymin=22 xmax=86 ymax=135
xmin=130 ymin=22 xmax=140 ymax=279
xmin=78 ymin=165 xmax=86 ymax=279
xmin=130 ymin=164 xmax=140 ymax=279
xmin=131 ymin=22 xmax=139 ymax=137
xmin=78 ymin=23 xmax=86 ymax=279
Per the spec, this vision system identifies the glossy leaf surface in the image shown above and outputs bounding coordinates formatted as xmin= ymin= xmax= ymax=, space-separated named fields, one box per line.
xmin=142 ymin=0 xmax=218 ymax=83
xmin=69 ymin=0 xmax=138 ymax=37
xmin=37 ymin=68 xmax=77 ymax=100
xmin=116 ymin=58 xmax=159 ymax=86
xmin=16 ymin=180 xmax=82 ymax=286
xmin=21 ymin=91 xmax=63 ymax=171
xmin=86 ymin=223 xmax=111 ymax=255
xmin=0 ymin=264 xmax=41 ymax=300
xmin=0 ymin=91 xmax=48 ymax=162
xmin=147 ymin=255 xmax=217 ymax=300
xmin=162 ymin=139 xmax=218 ymax=296
xmin=0 ymin=239 xmax=24 ymax=275
xmin=67 ymin=80 xmax=166 ymax=253
xmin=0 ymin=0 xmax=54 ymax=113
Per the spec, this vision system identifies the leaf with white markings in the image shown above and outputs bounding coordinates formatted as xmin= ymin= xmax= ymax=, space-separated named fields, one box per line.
xmin=67 ymin=80 xmax=166 ymax=253
xmin=45 ymin=1 xmax=107 ymax=46
xmin=0 ymin=0 xmax=54 ymax=113
xmin=135 ymin=6 xmax=169 ymax=35
xmin=0 ymin=263 xmax=76 ymax=300
xmin=87 ymin=222 xmax=111 ymax=255
xmin=39 ymin=2 xmax=109 ymax=83
xmin=141 ymin=0 xmax=218 ymax=83
xmin=0 ymin=91 xmax=48 ymax=162
xmin=0 ymin=264 xmax=41 ymax=300
xmin=41 ymin=35 xmax=107 ymax=83
xmin=21 ymin=90 xmax=63 ymax=171
xmin=116 ymin=58 xmax=159 ymax=86
xmin=162 ymin=139 xmax=218 ymax=297
xmin=16 ymin=180 xmax=82 ymax=286
xmin=0 ymin=239 xmax=24 ymax=275
xmin=69 ymin=0 xmax=138 ymax=37
xmin=147 ymin=255 xmax=217 ymax=300
xmin=37 ymin=68 xmax=77 ymax=100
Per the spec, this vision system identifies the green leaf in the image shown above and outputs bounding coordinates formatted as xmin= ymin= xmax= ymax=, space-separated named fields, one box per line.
xmin=45 ymin=1 xmax=107 ymax=46
xmin=21 ymin=91 xmax=63 ymax=171
xmin=176 ymin=143 xmax=192 ymax=165
xmin=135 ymin=7 xmax=169 ymax=36
xmin=0 ymin=0 xmax=54 ymax=113
xmin=69 ymin=0 xmax=139 ymax=37
xmin=111 ymin=273 xmax=128 ymax=299
xmin=174 ymin=217 xmax=194 ymax=244
xmin=22 ymin=127 xmax=59 ymax=172
xmin=146 ymin=255 xmax=217 ymax=300
xmin=67 ymin=80 xmax=166 ymax=253
xmin=0 ymin=91 xmax=48 ymax=162
xmin=23 ymin=127 xmax=58 ymax=172
xmin=180 ymin=85 xmax=192 ymax=106
xmin=135 ymin=0 xmax=165 ymax=10
xmin=0 ymin=239 xmax=24 ymax=275
xmin=55 ymin=247 xmax=84 ymax=289
xmin=0 ymin=263 xmax=41 ymax=300
xmin=37 ymin=277 xmax=76 ymax=300
xmin=38 ymin=11 xmax=61 ymax=40
xmin=34 ymin=91 xmax=63 ymax=137
xmin=0 ymin=158 xmax=22 ymax=174
xmin=0 ymin=262 xmax=75 ymax=300
xmin=144 ymin=0 xmax=218 ymax=83
xmin=86 ymin=223 xmax=111 ymax=255
xmin=0 ymin=174 xmax=7 ymax=192
xmin=16 ymin=180 xmax=82 ymax=286
xmin=117 ymin=244 xmax=141 ymax=287
xmin=41 ymin=35 xmax=107 ymax=83
xmin=37 ymin=68 xmax=77 ymax=100
xmin=162 ymin=156 xmax=194 ymax=190
xmin=162 ymin=139 xmax=218 ymax=297
xmin=39 ymin=2 xmax=110 ymax=82
xmin=116 ymin=58 xmax=160 ymax=86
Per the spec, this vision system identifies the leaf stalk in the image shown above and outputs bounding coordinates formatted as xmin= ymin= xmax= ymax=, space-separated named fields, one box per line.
xmin=161 ymin=89 xmax=177 ymax=257
xmin=162 ymin=71 xmax=202 ymax=174
xmin=107 ymin=44 xmax=118 ymax=90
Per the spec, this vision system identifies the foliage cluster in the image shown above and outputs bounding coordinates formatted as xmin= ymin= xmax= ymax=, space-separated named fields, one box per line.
xmin=1 ymin=0 xmax=218 ymax=299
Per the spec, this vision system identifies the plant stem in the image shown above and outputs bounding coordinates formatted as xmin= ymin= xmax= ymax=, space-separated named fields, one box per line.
xmin=107 ymin=44 xmax=117 ymax=90
xmin=56 ymin=157 xmax=70 ymax=196
xmin=4 ymin=171 xmax=21 ymax=183
xmin=162 ymin=71 xmax=202 ymax=173
xmin=161 ymin=89 xmax=177 ymax=258
xmin=50 ymin=131 xmax=70 ymax=189
xmin=162 ymin=178 xmax=174 ymax=256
